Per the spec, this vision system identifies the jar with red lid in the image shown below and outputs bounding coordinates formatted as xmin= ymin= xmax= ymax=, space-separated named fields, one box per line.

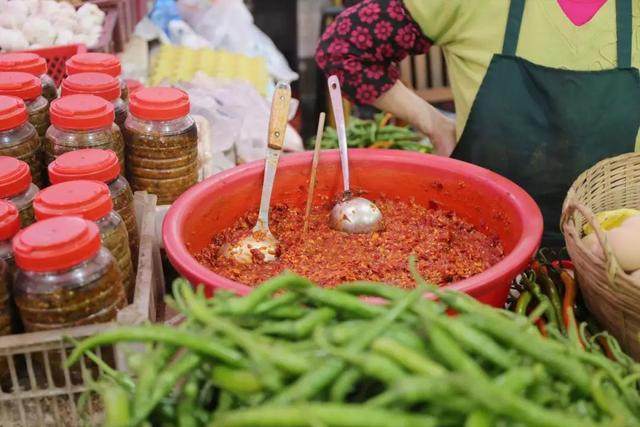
xmin=0 ymin=72 xmax=50 ymax=144
xmin=0 ymin=200 xmax=19 ymax=335
xmin=61 ymin=72 xmax=127 ymax=136
xmin=124 ymin=78 xmax=143 ymax=96
xmin=12 ymin=216 xmax=125 ymax=331
xmin=48 ymin=149 xmax=139 ymax=269
xmin=33 ymin=180 xmax=135 ymax=302
xmin=45 ymin=94 xmax=125 ymax=171
xmin=0 ymin=156 xmax=38 ymax=227
xmin=0 ymin=53 xmax=57 ymax=103
xmin=66 ymin=53 xmax=128 ymax=102
xmin=125 ymin=87 xmax=198 ymax=205
xmin=0 ymin=95 xmax=42 ymax=187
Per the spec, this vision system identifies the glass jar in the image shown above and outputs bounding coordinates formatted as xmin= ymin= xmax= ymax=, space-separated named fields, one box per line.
xmin=0 ymin=95 xmax=43 ymax=187
xmin=124 ymin=79 xmax=143 ymax=96
xmin=0 ymin=72 xmax=50 ymax=144
xmin=0 ymin=200 xmax=20 ymax=336
xmin=61 ymin=72 xmax=128 ymax=137
xmin=125 ymin=87 xmax=198 ymax=205
xmin=0 ymin=157 xmax=38 ymax=227
xmin=45 ymin=94 xmax=125 ymax=172
xmin=48 ymin=149 xmax=139 ymax=269
xmin=13 ymin=216 xmax=126 ymax=331
xmin=66 ymin=53 xmax=128 ymax=102
xmin=0 ymin=53 xmax=57 ymax=103
xmin=34 ymin=180 xmax=135 ymax=302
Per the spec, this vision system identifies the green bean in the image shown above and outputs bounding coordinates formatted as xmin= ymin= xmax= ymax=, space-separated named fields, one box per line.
xmin=371 ymin=337 xmax=445 ymax=377
xmin=297 ymin=287 xmax=386 ymax=319
xmin=494 ymin=365 xmax=544 ymax=395
xmin=134 ymin=344 xmax=176 ymax=412
xmin=225 ymin=274 xmax=312 ymax=315
xmin=253 ymin=293 xmax=300 ymax=315
xmin=101 ymin=384 xmax=131 ymax=427
xmin=366 ymin=376 xmax=470 ymax=412
xmin=258 ymin=308 xmax=335 ymax=339
xmin=210 ymin=366 xmax=263 ymax=395
xmin=330 ymin=368 xmax=361 ymax=402
xmin=589 ymin=371 xmax=638 ymax=424
xmin=336 ymin=282 xmax=405 ymax=301
xmin=515 ymin=291 xmax=532 ymax=315
xmin=177 ymin=375 xmax=200 ymax=427
xmin=324 ymin=347 xmax=406 ymax=385
xmin=67 ymin=325 xmax=245 ymax=368
xmin=427 ymin=324 xmax=487 ymax=379
xmin=523 ymin=275 xmax=560 ymax=329
xmin=212 ymin=403 xmax=437 ymax=427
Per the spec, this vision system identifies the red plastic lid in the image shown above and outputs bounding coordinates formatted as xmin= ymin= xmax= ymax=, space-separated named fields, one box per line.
xmin=0 ymin=72 xmax=42 ymax=101
xmin=0 ymin=157 xmax=31 ymax=198
xmin=0 ymin=200 xmax=19 ymax=241
xmin=129 ymin=87 xmax=190 ymax=121
xmin=0 ymin=95 xmax=28 ymax=131
xmin=66 ymin=53 xmax=121 ymax=78
xmin=0 ymin=53 xmax=47 ymax=76
xmin=125 ymin=78 xmax=143 ymax=94
xmin=61 ymin=73 xmax=120 ymax=102
xmin=50 ymin=94 xmax=114 ymax=130
xmin=13 ymin=216 xmax=101 ymax=272
xmin=49 ymin=149 xmax=120 ymax=184
xmin=34 ymin=180 xmax=113 ymax=222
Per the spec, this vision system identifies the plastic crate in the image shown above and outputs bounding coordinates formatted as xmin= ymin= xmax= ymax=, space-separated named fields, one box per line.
xmin=0 ymin=192 xmax=165 ymax=427
xmin=20 ymin=44 xmax=87 ymax=88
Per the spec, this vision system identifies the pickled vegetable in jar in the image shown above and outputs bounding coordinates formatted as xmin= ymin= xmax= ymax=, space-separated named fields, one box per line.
xmin=0 ymin=200 xmax=20 ymax=335
xmin=0 ymin=72 xmax=50 ymax=146
xmin=125 ymin=87 xmax=198 ymax=205
xmin=12 ymin=216 xmax=126 ymax=332
xmin=33 ymin=180 xmax=135 ymax=303
xmin=66 ymin=53 xmax=128 ymax=102
xmin=48 ymin=149 xmax=139 ymax=270
xmin=0 ymin=53 xmax=57 ymax=103
xmin=61 ymin=72 xmax=127 ymax=137
xmin=0 ymin=157 xmax=38 ymax=227
xmin=0 ymin=95 xmax=42 ymax=187
xmin=45 ymin=94 xmax=125 ymax=171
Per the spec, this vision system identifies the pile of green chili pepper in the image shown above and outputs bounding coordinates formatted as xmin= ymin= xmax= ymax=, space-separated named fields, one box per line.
xmin=68 ymin=259 xmax=640 ymax=427
xmin=315 ymin=113 xmax=432 ymax=153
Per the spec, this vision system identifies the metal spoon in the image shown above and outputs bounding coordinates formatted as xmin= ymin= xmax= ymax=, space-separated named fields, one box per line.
xmin=327 ymin=75 xmax=383 ymax=234
xmin=222 ymin=82 xmax=292 ymax=264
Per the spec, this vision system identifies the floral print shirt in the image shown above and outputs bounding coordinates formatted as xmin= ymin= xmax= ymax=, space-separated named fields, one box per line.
xmin=316 ymin=0 xmax=431 ymax=105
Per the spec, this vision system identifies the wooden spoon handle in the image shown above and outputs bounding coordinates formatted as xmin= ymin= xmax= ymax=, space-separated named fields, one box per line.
xmin=267 ymin=82 xmax=292 ymax=150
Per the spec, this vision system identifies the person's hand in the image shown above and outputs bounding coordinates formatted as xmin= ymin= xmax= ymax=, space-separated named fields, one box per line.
xmin=422 ymin=107 xmax=457 ymax=157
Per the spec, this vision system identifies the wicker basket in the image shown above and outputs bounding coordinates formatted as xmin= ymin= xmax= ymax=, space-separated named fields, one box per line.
xmin=0 ymin=192 xmax=165 ymax=426
xmin=561 ymin=152 xmax=640 ymax=358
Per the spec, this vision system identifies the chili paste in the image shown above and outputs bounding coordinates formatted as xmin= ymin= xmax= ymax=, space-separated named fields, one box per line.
xmin=195 ymin=199 xmax=504 ymax=287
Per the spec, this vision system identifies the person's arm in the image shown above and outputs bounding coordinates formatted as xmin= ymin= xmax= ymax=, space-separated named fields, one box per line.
xmin=316 ymin=0 xmax=456 ymax=156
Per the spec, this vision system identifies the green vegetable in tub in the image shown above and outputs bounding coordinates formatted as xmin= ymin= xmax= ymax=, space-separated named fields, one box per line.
xmin=68 ymin=265 xmax=640 ymax=426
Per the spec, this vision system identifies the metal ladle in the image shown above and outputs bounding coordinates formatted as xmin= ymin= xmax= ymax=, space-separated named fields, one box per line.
xmin=327 ymin=75 xmax=383 ymax=234
xmin=222 ymin=82 xmax=292 ymax=264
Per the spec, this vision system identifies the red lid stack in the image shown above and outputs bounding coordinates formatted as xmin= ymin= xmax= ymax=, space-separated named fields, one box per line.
xmin=33 ymin=180 xmax=113 ymax=222
xmin=49 ymin=94 xmax=114 ymax=130
xmin=0 ymin=200 xmax=20 ymax=241
xmin=61 ymin=73 xmax=121 ymax=102
xmin=0 ymin=72 xmax=42 ymax=101
xmin=13 ymin=216 xmax=101 ymax=272
xmin=0 ymin=53 xmax=47 ymax=76
xmin=129 ymin=87 xmax=190 ymax=121
xmin=48 ymin=149 xmax=120 ymax=184
xmin=0 ymin=95 xmax=28 ymax=131
xmin=0 ymin=157 xmax=31 ymax=198
xmin=66 ymin=53 xmax=121 ymax=78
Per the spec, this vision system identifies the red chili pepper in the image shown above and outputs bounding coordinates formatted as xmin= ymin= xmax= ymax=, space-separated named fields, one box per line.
xmin=552 ymin=260 xmax=574 ymax=270
xmin=560 ymin=269 xmax=584 ymax=349
xmin=598 ymin=335 xmax=615 ymax=360
xmin=536 ymin=318 xmax=548 ymax=337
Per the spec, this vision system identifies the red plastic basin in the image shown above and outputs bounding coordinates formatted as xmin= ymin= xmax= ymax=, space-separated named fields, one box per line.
xmin=163 ymin=150 xmax=543 ymax=307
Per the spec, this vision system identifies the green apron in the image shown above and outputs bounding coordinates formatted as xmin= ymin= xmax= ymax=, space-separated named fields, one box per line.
xmin=453 ymin=0 xmax=640 ymax=246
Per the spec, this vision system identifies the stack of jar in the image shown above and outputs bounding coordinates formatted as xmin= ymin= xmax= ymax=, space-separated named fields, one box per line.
xmin=0 ymin=53 xmax=57 ymax=104
xmin=48 ymin=149 xmax=139 ymax=269
xmin=33 ymin=180 xmax=135 ymax=302
xmin=45 ymin=94 xmax=125 ymax=171
xmin=125 ymin=87 xmax=198 ymax=205
xmin=0 ymin=72 xmax=50 ymax=146
xmin=65 ymin=53 xmax=128 ymax=102
xmin=0 ymin=157 xmax=38 ymax=227
xmin=61 ymin=72 xmax=128 ymax=136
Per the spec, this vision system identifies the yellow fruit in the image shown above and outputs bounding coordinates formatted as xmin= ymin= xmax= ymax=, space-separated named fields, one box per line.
xmin=583 ymin=209 xmax=640 ymax=235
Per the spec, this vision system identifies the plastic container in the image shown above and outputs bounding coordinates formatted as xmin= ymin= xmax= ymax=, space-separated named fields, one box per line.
xmin=125 ymin=87 xmax=198 ymax=205
xmin=125 ymin=78 xmax=143 ymax=95
xmin=61 ymin=72 xmax=127 ymax=136
xmin=0 ymin=95 xmax=43 ymax=188
xmin=66 ymin=53 xmax=128 ymax=102
xmin=21 ymin=43 xmax=87 ymax=87
xmin=0 ymin=53 xmax=57 ymax=103
xmin=12 ymin=216 xmax=125 ymax=332
xmin=0 ymin=71 xmax=50 ymax=145
xmin=45 ymin=94 xmax=125 ymax=171
xmin=0 ymin=200 xmax=20 ymax=336
xmin=33 ymin=180 xmax=135 ymax=302
xmin=48 ymin=149 xmax=139 ymax=269
xmin=0 ymin=157 xmax=38 ymax=227
xmin=164 ymin=150 xmax=543 ymax=307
